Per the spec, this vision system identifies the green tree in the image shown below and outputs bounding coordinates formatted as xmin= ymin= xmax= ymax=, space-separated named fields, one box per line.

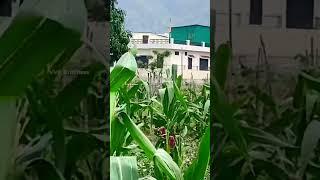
xmin=110 ymin=0 xmax=131 ymax=65
xmin=148 ymin=50 xmax=171 ymax=83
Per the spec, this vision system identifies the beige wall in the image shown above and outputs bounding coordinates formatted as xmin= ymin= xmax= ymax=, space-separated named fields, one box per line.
xmin=213 ymin=0 xmax=320 ymax=71
xmin=136 ymin=45 xmax=210 ymax=80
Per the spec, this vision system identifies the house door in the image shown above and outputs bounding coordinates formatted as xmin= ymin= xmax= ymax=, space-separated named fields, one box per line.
xmin=188 ymin=57 xmax=192 ymax=69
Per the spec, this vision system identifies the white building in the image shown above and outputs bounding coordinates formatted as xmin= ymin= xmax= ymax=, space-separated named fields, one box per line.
xmin=131 ymin=27 xmax=210 ymax=82
xmin=213 ymin=0 xmax=320 ymax=75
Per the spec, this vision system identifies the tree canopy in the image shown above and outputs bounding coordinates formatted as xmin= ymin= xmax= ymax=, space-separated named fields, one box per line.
xmin=110 ymin=0 xmax=131 ymax=65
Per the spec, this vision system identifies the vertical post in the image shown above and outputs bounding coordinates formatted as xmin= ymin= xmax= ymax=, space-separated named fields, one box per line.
xmin=181 ymin=49 xmax=183 ymax=78
xmin=311 ymin=36 xmax=315 ymax=66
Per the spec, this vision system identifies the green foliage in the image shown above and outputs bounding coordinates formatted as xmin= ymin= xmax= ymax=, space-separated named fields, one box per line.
xmin=110 ymin=2 xmax=131 ymax=64
xmin=110 ymin=50 xmax=210 ymax=179
xmin=214 ymin=42 xmax=320 ymax=180
xmin=110 ymin=156 xmax=139 ymax=180
xmin=213 ymin=43 xmax=232 ymax=90
xmin=184 ymin=126 xmax=210 ymax=180
xmin=0 ymin=0 xmax=108 ymax=179
xmin=152 ymin=50 xmax=171 ymax=69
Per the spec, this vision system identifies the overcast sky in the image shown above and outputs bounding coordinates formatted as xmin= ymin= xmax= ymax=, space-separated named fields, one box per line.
xmin=117 ymin=0 xmax=210 ymax=33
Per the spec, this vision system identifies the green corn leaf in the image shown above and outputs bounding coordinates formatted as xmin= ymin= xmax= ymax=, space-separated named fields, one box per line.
xmin=184 ymin=126 xmax=210 ymax=180
xmin=294 ymin=72 xmax=320 ymax=108
xmin=214 ymin=43 xmax=232 ymax=89
xmin=173 ymin=82 xmax=187 ymax=109
xmin=111 ymin=117 xmax=127 ymax=155
xmin=212 ymin=78 xmax=248 ymax=156
xmin=141 ymin=79 xmax=151 ymax=99
xmin=299 ymin=120 xmax=320 ymax=177
xmin=16 ymin=132 xmax=52 ymax=165
xmin=120 ymin=112 xmax=156 ymax=159
xmin=154 ymin=149 xmax=183 ymax=180
xmin=158 ymin=89 xmax=165 ymax=104
xmin=110 ymin=156 xmax=139 ymax=180
xmin=110 ymin=52 xmax=137 ymax=92
xmin=110 ymin=90 xmax=117 ymax=122
xmin=0 ymin=15 xmax=82 ymax=96
xmin=176 ymin=75 xmax=182 ymax=88
xmin=305 ymin=90 xmax=319 ymax=123
xmin=241 ymin=159 xmax=290 ymax=180
xmin=249 ymin=86 xmax=280 ymax=118
xmin=242 ymin=125 xmax=296 ymax=148
xmin=203 ymin=100 xmax=210 ymax=118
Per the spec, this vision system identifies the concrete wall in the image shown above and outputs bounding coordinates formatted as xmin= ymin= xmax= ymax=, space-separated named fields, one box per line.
xmin=214 ymin=0 xmax=320 ymax=53
xmin=213 ymin=0 xmax=320 ymax=73
xmin=212 ymin=0 xmax=320 ymax=99
xmin=132 ymin=32 xmax=168 ymax=40
xmin=135 ymin=45 xmax=210 ymax=80
xmin=87 ymin=21 xmax=108 ymax=59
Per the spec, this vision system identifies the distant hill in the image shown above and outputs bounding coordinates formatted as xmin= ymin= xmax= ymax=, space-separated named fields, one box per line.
xmin=117 ymin=0 xmax=210 ymax=33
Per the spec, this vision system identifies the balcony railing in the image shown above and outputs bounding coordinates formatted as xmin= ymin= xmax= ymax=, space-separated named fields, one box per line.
xmin=162 ymin=65 xmax=210 ymax=71
xmin=131 ymin=38 xmax=169 ymax=44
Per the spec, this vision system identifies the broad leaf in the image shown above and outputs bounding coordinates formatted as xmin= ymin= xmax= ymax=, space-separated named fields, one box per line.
xmin=184 ymin=126 xmax=210 ymax=180
xmin=154 ymin=149 xmax=183 ymax=180
xmin=213 ymin=43 xmax=231 ymax=89
xmin=300 ymin=120 xmax=320 ymax=176
xmin=212 ymin=78 xmax=248 ymax=156
xmin=110 ymin=156 xmax=139 ymax=180
xmin=110 ymin=52 xmax=137 ymax=92
xmin=0 ymin=16 xmax=82 ymax=96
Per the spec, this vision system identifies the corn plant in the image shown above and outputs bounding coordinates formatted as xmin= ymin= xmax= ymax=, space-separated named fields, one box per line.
xmin=110 ymin=48 xmax=210 ymax=180
xmin=213 ymin=43 xmax=320 ymax=180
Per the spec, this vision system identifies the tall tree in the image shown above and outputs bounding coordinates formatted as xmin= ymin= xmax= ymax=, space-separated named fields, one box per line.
xmin=110 ymin=0 xmax=131 ymax=65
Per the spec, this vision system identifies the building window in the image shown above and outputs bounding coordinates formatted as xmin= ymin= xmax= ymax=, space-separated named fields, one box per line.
xmin=175 ymin=51 xmax=179 ymax=55
xmin=188 ymin=57 xmax=192 ymax=69
xmin=0 ymin=0 xmax=12 ymax=17
xmin=249 ymin=0 xmax=262 ymax=25
xmin=286 ymin=0 xmax=314 ymax=29
xmin=136 ymin=56 xmax=149 ymax=68
xmin=185 ymin=52 xmax=188 ymax=56
xmin=199 ymin=58 xmax=209 ymax=71
xmin=142 ymin=35 xmax=149 ymax=44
